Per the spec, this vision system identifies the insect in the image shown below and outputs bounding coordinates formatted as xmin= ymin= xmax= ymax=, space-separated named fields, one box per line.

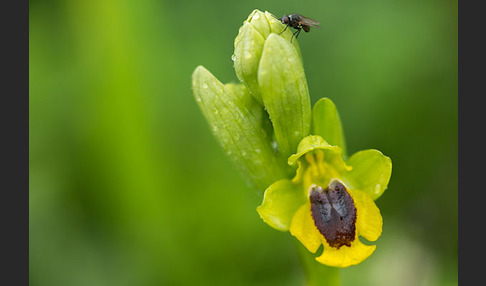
xmin=275 ymin=13 xmax=321 ymax=42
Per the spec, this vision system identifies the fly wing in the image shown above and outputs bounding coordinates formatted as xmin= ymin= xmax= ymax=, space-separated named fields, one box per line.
xmin=298 ymin=15 xmax=321 ymax=29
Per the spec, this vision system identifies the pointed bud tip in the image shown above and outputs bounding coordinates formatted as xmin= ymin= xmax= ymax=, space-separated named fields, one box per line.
xmin=192 ymin=65 xmax=207 ymax=79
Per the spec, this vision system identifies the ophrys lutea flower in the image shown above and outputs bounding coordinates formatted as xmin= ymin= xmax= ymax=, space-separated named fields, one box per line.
xmin=192 ymin=9 xmax=392 ymax=270
xmin=257 ymin=135 xmax=391 ymax=267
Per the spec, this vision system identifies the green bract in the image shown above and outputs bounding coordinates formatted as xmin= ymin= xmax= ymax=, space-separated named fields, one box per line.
xmin=192 ymin=66 xmax=288 ymax=190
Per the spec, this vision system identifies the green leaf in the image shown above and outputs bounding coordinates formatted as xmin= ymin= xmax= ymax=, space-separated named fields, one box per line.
xmin=258 ymin=33 xmax=311 ymax=159
xmin=257 ymin=179 xmax=306 ymax=231
xmin=312 ymin=98 xmax=347 ymax=158
xmin=343 ymin=149 xmax=392 ymax=200
xmin=192 ymin=66 xmax=288 ymax=191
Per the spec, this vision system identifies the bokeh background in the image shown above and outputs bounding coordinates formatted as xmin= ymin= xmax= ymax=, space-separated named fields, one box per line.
xmin=29 ymin=0 xmax=457 ymax=285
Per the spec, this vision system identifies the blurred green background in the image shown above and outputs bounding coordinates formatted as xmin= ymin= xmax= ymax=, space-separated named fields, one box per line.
xmin=29 ymin=0 xmax=457 ymax=285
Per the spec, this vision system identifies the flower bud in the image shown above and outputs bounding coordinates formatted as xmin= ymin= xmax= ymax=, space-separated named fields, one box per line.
xmin=233 ymin=9 xmax=301 ymax=105
xmin=258 ymin=34 xmax=311 ymax=159
xmin=233 ymin=10 xmax=310 ymax=160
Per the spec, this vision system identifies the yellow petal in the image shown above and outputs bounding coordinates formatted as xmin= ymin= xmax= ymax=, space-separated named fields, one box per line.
xmin=348 ymin=189 xmax=383 ymax=242
xmin=290 ymin=203 xmax=322 ymax=253
xmin=316 ymin=238 xmax=376 ymax=268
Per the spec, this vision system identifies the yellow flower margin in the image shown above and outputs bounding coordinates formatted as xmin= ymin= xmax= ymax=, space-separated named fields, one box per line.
xmin=257 ymin=135 xmax=391 ymax=267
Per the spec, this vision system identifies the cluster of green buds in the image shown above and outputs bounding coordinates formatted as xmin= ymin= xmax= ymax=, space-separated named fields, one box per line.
xmin=192 ymin=9 xmax=392 ymax=268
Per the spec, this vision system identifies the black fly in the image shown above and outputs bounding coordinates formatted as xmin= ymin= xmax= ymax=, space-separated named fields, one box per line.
xmin=275 ymin=13 xmax=321 ymax=42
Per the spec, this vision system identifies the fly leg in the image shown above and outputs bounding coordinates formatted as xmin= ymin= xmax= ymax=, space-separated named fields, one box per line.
xmin=279 ymin=24 xmax=289 ymax=35
xmin=291 ymin=28 xmax=301 ymax=43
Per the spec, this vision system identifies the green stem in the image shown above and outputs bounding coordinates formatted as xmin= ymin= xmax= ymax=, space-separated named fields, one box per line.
xmin=295 ymin=240 xmax=340 ymax=286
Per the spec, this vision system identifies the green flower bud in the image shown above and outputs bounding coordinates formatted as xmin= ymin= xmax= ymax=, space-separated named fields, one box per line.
xmin=192 ymin=66 xmax=289 ymax=191
xmin=233 ymin=9 xmax=311 ymax=160
xmin=258 ymin=34 xmax=311 ymax=159
xmin=233 ymin=9 xmax=301 ymax=105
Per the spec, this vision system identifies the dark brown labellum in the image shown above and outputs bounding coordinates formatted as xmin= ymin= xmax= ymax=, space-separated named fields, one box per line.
xmin=309 ymin=180 xmax=357 ymax=248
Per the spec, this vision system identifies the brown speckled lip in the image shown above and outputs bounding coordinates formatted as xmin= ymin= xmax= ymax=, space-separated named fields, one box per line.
xmin=310 ymin=180 xmax=357 ymax=248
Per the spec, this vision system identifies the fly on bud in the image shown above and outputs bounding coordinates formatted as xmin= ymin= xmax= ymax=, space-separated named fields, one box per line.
xmin=275 ymin=13 xmax=321 ymax=42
